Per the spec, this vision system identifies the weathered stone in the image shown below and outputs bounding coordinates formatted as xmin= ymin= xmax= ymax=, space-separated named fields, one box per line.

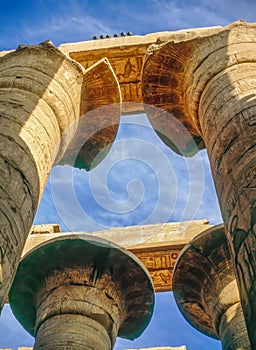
xmin=0 ymin=41 xmax=84 ymax=310
xmin=59 ymin=32 xmax=175 ymax=113
xmin=58 ymin=58 xmax=121 ymax=170
xmin=9 ymin=234 xmax=155 ymax=349
xmin=173 ymin=225 xmax=250 ymax=350
xmin=29 ymin=224 xmax=61 ymax=234
xmin=21 ymin=220 xmax=211 ymax=292
xmin=3 ymin=21 xmax=256 ymax=347
xmin=0 ymin=40 xmax=121 ymax=313
xmin=142 ymin=20 xmax=256 ymax=346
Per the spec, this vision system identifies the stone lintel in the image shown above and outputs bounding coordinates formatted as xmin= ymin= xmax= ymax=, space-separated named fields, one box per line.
xmin=23 ymin=220 xmax=211 ymax=292
xmin=58 ymin=26 xmax=221 ymax=114
xmin=60 ymin=33 xmax=167 ymax=114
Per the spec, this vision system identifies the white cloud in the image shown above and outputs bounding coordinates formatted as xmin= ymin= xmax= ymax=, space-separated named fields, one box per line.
xmin=35 ymin=114 xmax=222 ymax=233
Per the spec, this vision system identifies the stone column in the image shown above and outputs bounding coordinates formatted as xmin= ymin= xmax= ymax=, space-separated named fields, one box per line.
xmin=0 ymin=43 xmax=120 ymax=310
xmin=142 ymin=20 xmax=256 ymax=346
xmin=0 ymin=41 xmax=83 ymax=309
xmin=9 ymin=234 xmax=154 ymax=349
xmin=172 ymin=225 xmax=250 ymax=350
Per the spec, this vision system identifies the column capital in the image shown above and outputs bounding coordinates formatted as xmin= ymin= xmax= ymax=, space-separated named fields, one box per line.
xmin=9 ymin=234 xmax=155 ymax=348
xmin=142 ymin=20 xmax=256 ymax=156
xmin=173 ymin=225 xmax=250 ymax=349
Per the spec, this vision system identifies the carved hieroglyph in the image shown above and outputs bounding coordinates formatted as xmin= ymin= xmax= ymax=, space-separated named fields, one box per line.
xmin=59 ymin=32 xmax=172 ymax=113
xmin=173 ymin=225 xmax=250 ymax=350
xmin=0 ymin=42 xmax=120 ymax=312
xmin=9 ymin=235 xmax=154 ymax=350
xmin=142 ymin=20 xmax=256 ymax=346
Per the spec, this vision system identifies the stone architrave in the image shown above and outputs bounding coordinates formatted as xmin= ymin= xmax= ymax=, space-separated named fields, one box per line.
xmin=9 ymin=234 xmax=154 ymax=350
xmin=173 ymin=225 xmax=250 ymax=350
xmin=0 ymin=42 xmax=120 ymax=311
xmin=59 ymin=32 xmax=173 ymax=114
xmin=142 ymin=20 xmax=256 ymax=346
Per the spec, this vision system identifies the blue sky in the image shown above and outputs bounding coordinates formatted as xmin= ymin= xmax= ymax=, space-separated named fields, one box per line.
xmin=0 ymin=0 xmax=255 ymax=349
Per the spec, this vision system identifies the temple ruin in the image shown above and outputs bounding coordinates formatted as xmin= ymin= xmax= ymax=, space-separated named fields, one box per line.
xmin=0 ymin=20 xmax=256 ymax=349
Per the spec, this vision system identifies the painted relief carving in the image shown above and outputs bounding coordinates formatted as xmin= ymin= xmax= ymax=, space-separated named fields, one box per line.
xmin=135 ymin=249 xmax=180 ymax=291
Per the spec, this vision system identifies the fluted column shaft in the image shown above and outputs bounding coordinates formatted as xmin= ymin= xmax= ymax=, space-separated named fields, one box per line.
xmin=0 ymin=42 xmax=84 ymax=309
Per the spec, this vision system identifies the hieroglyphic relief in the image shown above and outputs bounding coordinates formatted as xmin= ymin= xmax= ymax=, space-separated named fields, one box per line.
xmin=74 ymin=54 xmax=144 ymax=110
xmin=226 ymin=198 xmax=256 ymax=328
xmin=67 ymin=42 xmax=149 ymax=113
xmin=133 ymin=248 xmax=181 ymax=292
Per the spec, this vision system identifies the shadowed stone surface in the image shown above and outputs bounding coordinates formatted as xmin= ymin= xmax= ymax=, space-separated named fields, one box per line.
xmin=58 ymin=58 xmax=121 ymax=170
xmin=173 ymin=225 xmax=250 ymax=350
xmin=9 ymin=234 xmax=155 ymax=349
